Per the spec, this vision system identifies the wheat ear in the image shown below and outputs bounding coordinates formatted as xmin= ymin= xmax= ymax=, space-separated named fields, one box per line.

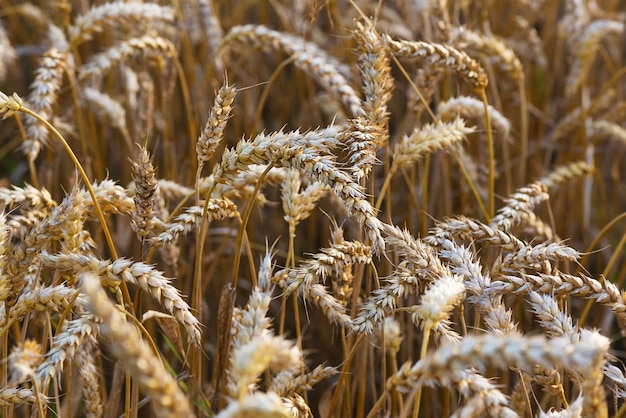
xmin=81 ymin=274 xmax=195 ymax=418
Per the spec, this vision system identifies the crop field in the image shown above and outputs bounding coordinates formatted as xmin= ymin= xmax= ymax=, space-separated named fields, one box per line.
xmin=0 ymin=0 xmax=625 ymax=417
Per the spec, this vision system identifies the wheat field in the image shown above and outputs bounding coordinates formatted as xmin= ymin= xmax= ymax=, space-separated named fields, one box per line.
xmin=0 ymin=0 xmax=625 ymax=417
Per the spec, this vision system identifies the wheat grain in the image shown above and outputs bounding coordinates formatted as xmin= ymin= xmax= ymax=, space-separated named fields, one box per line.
xmin=230 ymin=332 xmax=301 ymax=400
xmin=390 ymin=331 xmax=609 ymax=394
xmin=528 ymin=291 xmax=578 ymax=341
xmin=0 ymin=184 xmax=55 ymax=211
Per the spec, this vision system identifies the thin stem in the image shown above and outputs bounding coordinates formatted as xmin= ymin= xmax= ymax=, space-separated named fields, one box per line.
xmin=518 ymin=76 xmax=528 ymax=183
xmin=17 ymin=107 xmax=134 ymax=307
xmin=230 ymin=164 xmax=274 ymax=288
xmin=375 ymin=166 xmax=398 ymax=211
xmin=412 ymin=327 xmax=431 ymax=418
xmin=480 ymin=88 xmax=495 ymax=220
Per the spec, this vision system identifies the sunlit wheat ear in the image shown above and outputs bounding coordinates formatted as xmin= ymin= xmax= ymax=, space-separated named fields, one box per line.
xmin=0 ymin=285 xmax=85 ymax=335
xmin=437 ymin=96 xmax=511 ymax=142
xmin=451 ymin=27 xmax=524 ymax=82
xmin=22 ymin=48 xmax=72 ymax=162
xmin=81 ymin=274 xmax=195 ymax=418
xmin=0 ymin=388 xmax=40 ymax=407
xmin=391 ymin=330 xmax=609 ymax=416
xmin=79 ymin=36 xmax=178 ymax=82
xmin=75 ymin=338 xmax=103 ymax=418
xmin=565 ymin=19 xmax=625 ymax=96
xmin=391 ymin=118 xmax=475 ymax=172
xmin=0 ymin=184 xmax=55 ymax=212
xmin=8 ymin=340 xmax=43 ymax=385
xmin=434 ymin=370 xmax=516 ymax=418
xmin=436 ymin=238 xmax=520 ymax=337
xmin=490 ymin=182 xmax=549 ymax=232
xmin=426 ymin=215 xmax=524 ymax=251
xmin=547 ymin=89 xmax=615 ymax=143
xmin=130 ymin=145 xmax=158 ymax=242
xmin=528 ymin=291 xmax=578 ymax=341
xmin=85 ymin=179 xmax=135 ymax=216
xmin=230 ymin=333 xmax=301 ymax=398
xmin=197 ymin=0 xmax=224 ymax=72
xmin=215 ymin=392 xmax=292 ymax=418
xmin=381 ymin=222 xmax=449 ymax=275
xmin=269 ymin=365 xmax=338 ymax=398
xmin=149 ymin=198 xmax=240 ymax=247
xmin=408 ymin=273 xmax=465 ymax=343
xmin=281 ymin=169 xmax=328 ymax=237
xmin=537 ymin=396 xmax=583 ymax=418
xmin=0 ymin=22 xmax=17 ymax=83
xmin=222 ymin=24 xmax=363 ymax=117
xmin=484 ymin=268 xmax=626 ymax=336
xmin=381 ymin=33 xmax=488 ymax=90
xmin=68 ymin=0 xmax=175 ymax=46
xmin=277 ymin=239 xmax=371 ymax=328
xmin=197 ymin=83 xmax=236 ymax=167
xmin=39 ymin=252 xmax=202 ymax=347
xmin=2 ymin=189 xmax=86 ymax=312
xmin=344 ymin=21 xmax=393 ymax=180
xmin=211 ymin=128 xmax=385 ymax=252
xmin=35 ymin=312 xmax=100 ymax=386
xmin=353 ymin=263 xmax=424 ymax=335
xmin=589 ymin=120 xmax=626 ymax=144
xmin=494 ymin=242 xmax=580 ymax=276
xmin=82 ymin=88 xmax=132 ymax=150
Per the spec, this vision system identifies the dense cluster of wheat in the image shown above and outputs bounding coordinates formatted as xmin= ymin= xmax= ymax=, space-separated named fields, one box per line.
xmin=0 ymin=0 xmax=625 ymax=417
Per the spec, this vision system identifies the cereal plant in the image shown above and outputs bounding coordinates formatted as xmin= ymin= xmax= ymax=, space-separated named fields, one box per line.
xmin=0 ymin=0 xmax=625 ymax=417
